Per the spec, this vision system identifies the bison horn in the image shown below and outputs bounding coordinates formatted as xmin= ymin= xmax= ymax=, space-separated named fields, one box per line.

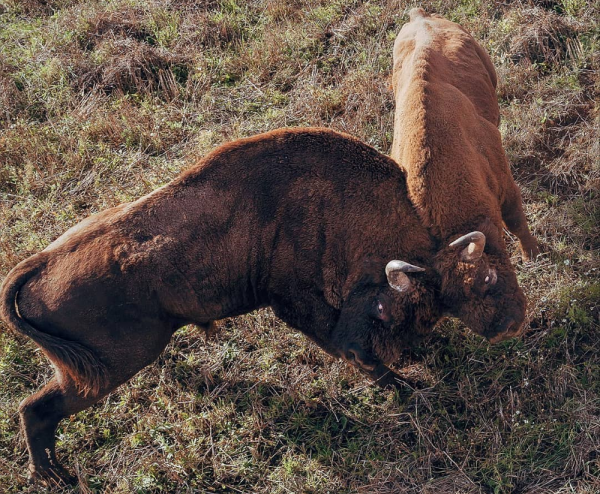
xmin=449 ymin=231 xmax=486 ymax=261
xmin=385 ymin=260 xmax=425 ymax=293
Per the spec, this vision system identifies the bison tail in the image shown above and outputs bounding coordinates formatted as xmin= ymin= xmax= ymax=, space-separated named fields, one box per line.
xmin=0 ymin=253 xmax=107 ymax=397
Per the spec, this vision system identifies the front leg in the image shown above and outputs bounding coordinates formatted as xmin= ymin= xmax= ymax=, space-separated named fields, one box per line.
xmin=501 ymin=183 xmax=540 ymax=261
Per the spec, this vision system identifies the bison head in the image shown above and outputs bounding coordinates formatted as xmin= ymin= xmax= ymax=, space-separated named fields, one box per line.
xmin=332 ymin=259 xmax=439 ymax=375
xmin=435 ymin=223 xmax=527 ymax=343
xmin=331 ymin=223 xmax=526 ymax=380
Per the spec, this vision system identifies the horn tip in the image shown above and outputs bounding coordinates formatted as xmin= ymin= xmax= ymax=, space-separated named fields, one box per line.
xmin=386 ymin=260 xmax=426 ymax=273
xmin=449 ymin=231 xmax=486 ymax=248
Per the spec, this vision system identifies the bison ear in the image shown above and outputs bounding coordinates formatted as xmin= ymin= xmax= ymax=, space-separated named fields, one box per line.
xmin=449 ymin=231 xmax=486 ymax=262
xmin=385 ymin=260 xmax=425 ymax=293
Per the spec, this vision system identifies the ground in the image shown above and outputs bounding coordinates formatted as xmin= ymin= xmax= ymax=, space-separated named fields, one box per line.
xmin=0 ymin=0 xmax=598 ymax=493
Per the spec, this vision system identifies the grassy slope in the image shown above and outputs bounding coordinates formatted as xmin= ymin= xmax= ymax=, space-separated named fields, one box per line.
xmin=0 ymin=0 xmax=598 ymax=492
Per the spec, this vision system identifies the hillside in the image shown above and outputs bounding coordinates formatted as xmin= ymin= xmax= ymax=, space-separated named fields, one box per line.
xmin=0 ymin=0 xmax=598 ymax=492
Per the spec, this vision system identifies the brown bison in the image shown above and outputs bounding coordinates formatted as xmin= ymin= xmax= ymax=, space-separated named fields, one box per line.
xmin=1 ymin=128 xmax=522 ymax=486
xmin=390 ymin=8 xmax=539 ymax=340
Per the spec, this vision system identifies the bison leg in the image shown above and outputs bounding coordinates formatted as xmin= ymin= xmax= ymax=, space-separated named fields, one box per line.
xmin=501 ymin=185 xmax=540 ymax=261
xmin=19 ymin=377 xmax=102 ymax=487
xmin=20 ymin=321 xmax=175 ymax=486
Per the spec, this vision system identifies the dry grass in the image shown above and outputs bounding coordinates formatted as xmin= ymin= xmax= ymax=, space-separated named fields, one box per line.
xmin=503 ymin=6 xmax=585 ymax=65
xmin=0 ymin=0 xmax=599 ymax=492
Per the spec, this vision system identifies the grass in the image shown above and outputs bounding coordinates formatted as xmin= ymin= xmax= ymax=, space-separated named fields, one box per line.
xmin=0 ymin=0 xmax=599 ymax=492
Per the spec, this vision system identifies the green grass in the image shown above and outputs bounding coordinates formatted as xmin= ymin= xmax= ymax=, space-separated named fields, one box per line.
xmin=0 ymin=0 xmax=599 ymax=492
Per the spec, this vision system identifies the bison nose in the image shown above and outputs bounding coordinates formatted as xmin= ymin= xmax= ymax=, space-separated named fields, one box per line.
xmin=344 ymin=345 xmax=377 ymax=372
xmin=486 ymin=317 xmax=524 ymax=344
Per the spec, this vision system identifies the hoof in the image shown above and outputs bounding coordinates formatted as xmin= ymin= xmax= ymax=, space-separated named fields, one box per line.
xmin=29 ymin=465 xmax=77 ymax=488
xmin=521 ymin=243 xmax=540 ymax=262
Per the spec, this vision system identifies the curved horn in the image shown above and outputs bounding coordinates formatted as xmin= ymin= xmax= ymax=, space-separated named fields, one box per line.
xmin=385 ymin=260 xmax=426 ymax=275
xmin=449 ymin=231 xmax=486 ymax=261
xmin=385 ymin=260 xmax=425 ymax=293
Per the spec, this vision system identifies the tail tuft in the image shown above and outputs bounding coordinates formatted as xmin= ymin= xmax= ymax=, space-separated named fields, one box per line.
xmin=42 ymin=337 xmax=108 ymax=396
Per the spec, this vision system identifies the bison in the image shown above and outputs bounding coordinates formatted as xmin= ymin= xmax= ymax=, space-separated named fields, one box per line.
xmin=1 ymin=128 xmax=523 ymax=486
xmin=390 ymin=8 xmax=540 ymax=341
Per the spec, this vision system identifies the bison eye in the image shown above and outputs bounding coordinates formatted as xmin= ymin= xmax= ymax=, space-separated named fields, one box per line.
xmin=371 ymin=298 xmax=389 ymax=322
xmin=372 ymin=299 xmax=387 ymax=320
xmin=484 ymin=269 xmax=497 ymax=286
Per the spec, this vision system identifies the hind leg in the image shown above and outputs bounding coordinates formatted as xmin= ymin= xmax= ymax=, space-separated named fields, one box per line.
xmin=20 ymin=324 xmax=175 ymax=486
xmin=19 ymin=375 xmax=110 ymax=486
xmin=502 ymin=184 xmax=540 ymax=261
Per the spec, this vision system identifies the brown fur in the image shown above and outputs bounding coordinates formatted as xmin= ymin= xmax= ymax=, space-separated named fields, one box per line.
xmin=392 ymin=9 xmax=538 ymax=256
xmin=0 ymin=127 xmax=525 ymax=485
xmin=390 ymin=8 xmax=539 ymax=339
xmin=0 ymin=253 xmax=108 ymax=396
